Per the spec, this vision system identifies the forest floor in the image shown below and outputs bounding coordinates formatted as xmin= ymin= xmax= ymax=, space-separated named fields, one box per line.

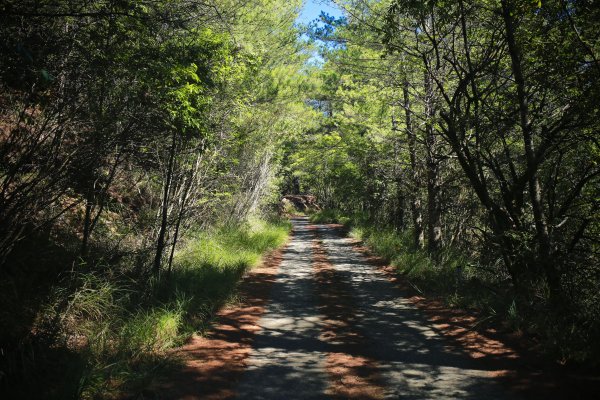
xmin=147 ymin=217 xmax=599 ymax=399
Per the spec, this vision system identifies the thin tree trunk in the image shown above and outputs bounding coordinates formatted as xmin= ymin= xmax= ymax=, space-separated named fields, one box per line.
xmin=391 ymin=113 xmax=405 ymax=230
xmin=403 ymin=80 xmax=424 ymax=249
xmin=81 ymin=189 xmax=93 ymax=258
xmin=153 ymin=131 xmax=177 ymax=277
xmin=167 ymin=178 xmax=190 ymax=275
xmin=424 ymin=69 xmax=442 ymax=254
xmin=80 ymin=151 xmax=122 ymax=258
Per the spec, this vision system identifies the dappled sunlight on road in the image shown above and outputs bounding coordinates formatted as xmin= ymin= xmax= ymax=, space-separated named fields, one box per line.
xmin=235 ymin=218 xmax=328 ymax=399
xmin=318 ymin=225 xmax=520 ymax=399
xmin=152 ymin=218 xmax=537 ymax=399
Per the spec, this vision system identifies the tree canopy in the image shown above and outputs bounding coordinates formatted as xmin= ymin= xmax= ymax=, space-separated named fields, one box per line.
xmin=1 ymin=0 xmax=599 ymax=396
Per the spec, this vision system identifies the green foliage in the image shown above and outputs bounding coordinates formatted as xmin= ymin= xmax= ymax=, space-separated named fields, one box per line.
xmin=281 ymin=200 xmax=302 ymax=215
xmin=309 ymin=209 xmax=365 ymax=226
xmin=309 ymin=209 xmax=344 ymax=224
xmin=119 ymin=307 xmax=184 ymax=357
xmin=1 ymin=0 xmax=308 ymax=395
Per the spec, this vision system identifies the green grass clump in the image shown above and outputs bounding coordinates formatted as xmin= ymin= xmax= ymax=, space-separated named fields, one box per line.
xmin=281 ymin=200 xmax=303 ymax=215
xmin=309 ymin=209 xmax=367 ymax=226
xmin=175 ymin=218 xmax=290 ymax=281
xmin=309 ymin=209 xmax=342 ymax=224
xmin=119 ymin=306 xmax=184 ymax=357
xmin=351 ymin=226 xmax=407 ymax=262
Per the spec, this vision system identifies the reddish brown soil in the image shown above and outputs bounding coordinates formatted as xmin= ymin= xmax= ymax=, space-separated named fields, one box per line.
xmin=335 ymin=223 xmax=600 ymax=400
xmin=310 ymin=225 xmax=386 ymax=399
xmin=150 ymin=246 xmax=286 ymax=400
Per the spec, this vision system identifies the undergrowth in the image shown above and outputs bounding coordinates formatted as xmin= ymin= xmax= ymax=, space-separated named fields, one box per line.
xmin=309 ymin=209 xmax=366 ymax=226
xmin=1 ymin=217 xmax=290 ymax=399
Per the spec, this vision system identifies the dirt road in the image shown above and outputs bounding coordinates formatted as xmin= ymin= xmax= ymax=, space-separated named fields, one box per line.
xmin=235 ymin=217 xmax=518 ymax=399
xmin=157 ymin=217 xmax=530 ymax=399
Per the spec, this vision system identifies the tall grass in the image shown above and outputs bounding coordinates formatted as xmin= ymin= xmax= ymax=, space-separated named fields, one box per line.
xmin=309 ymin=209 xmax=367 ymax=226
xmin=12 ymin=217 xmax=290 ymax=399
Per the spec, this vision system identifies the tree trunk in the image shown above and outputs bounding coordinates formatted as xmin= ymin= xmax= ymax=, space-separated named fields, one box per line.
xmin=423 ymin=70 xmax=442 ymax=254
xmin=403 ymin=80 xmax=424 ymax=249
xmin=391 ymin=113 xmax=405 ymax=230
xmin=153 ymin=131 xmax=177 ymax=277
xmin=80 ymin=152 xmax=122 ymax=258
xmin=80 ymin=189 xmax=93 ymax=258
